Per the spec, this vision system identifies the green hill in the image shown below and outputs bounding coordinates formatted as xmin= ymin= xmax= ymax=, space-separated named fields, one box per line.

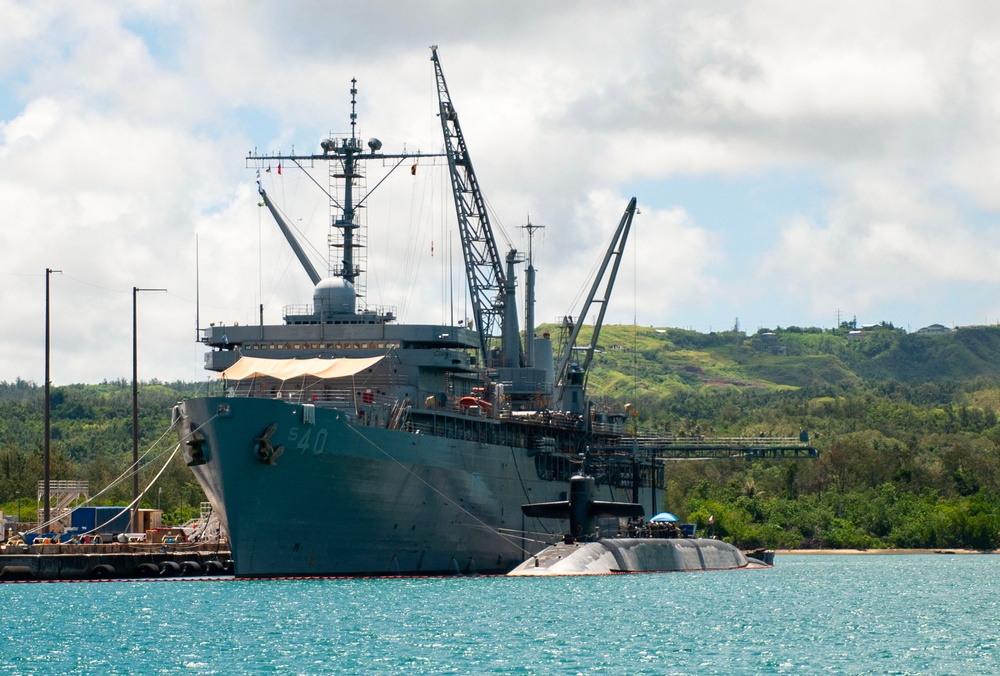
xmin=553 ymin=323 xmax=1000 ymax=394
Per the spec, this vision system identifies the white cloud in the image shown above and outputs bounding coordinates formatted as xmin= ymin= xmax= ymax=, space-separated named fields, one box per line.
xmin=5 ymin=1 xmax=1000 ymax=382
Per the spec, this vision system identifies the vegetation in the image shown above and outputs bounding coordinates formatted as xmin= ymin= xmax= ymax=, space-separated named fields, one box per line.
xmin=548 ymin=322 xmax=1000 ymax=550
xmin=5 ymin=322 xmax=1000 ymax=549
xmin=0 ymin=379 xmax=209 ymax=528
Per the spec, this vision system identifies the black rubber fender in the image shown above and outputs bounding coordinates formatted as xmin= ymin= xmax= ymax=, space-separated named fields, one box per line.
xmin=0 ymin=565 xmax=34 ymax=581
xmin=202 ymin=560 xmax=225 ymax=575
xmin=90 ymin=564 xmax=116 ymax=579
xmin=159 ymin=560 xmax=182 ymax=577
xmin=136 ymin=563 xmax=160 ymax=578
xmin=180 ymin=561 xmax=202 ymax=576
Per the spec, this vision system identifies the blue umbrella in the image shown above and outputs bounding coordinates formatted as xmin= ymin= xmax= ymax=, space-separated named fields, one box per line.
xmin=650 ymin=512 xmax=678 ymax=523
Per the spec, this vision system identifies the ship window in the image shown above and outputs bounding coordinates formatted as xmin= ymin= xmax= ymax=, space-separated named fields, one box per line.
xmin=311 ymin=343 xmax=319 ymax=349
xmin=277 ymin=344 xmax=285 ymax=350
xmin=268 ymin=344 xmax=276 ymax=350
xmin=335 ymin=343 xmax=342 ymax=349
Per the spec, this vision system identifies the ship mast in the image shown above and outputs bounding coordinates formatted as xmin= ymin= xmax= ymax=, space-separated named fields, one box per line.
xmin=522 ymin=220 xmax=543 ymax=368
xmin=248 ymin=80 xmax=444 ymax=316
xmin=336 ymin=78 xmax=362 ymax=287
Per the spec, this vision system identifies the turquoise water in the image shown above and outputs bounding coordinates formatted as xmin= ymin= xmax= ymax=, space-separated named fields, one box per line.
xmin=1 ymin=555 xmax=997 ymax=674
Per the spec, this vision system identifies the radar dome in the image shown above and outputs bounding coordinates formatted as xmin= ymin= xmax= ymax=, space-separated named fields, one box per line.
xmin=314 ymin=277 xmax=356 ymax=316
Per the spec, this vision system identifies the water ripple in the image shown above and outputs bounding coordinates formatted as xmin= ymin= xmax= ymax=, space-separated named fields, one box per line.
xmin=1 ymin=555 xmax=997 ymax=674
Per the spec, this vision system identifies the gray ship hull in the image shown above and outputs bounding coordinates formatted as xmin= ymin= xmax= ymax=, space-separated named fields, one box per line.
xmin=177 ymin=397 xmax=646 ymax=577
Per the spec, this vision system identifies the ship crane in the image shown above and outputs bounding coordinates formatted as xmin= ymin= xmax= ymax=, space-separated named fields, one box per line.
xmin=553 ymin=197 xmax=637 ymax=413
xmin=431 ymin=46 xmax=521 ymax=367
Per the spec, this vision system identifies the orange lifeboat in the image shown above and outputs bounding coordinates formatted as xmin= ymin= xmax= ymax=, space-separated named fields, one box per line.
xmin=459 ymin=396 xmax=493 ymax=412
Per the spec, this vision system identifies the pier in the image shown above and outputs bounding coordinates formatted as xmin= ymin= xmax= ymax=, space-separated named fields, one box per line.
xmin=0 ymin=542 xmax=232 ymax=581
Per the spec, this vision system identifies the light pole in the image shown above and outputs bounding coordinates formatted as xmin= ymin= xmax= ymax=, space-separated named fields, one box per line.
xmin=43 ymin=268 xmax=61 ymax=527
xmin=132 ymin=286 xmax=166 ymax=532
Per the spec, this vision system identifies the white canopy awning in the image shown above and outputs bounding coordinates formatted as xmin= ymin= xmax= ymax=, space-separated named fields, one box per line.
xmin=219 ymin=355 xmax=385 ymax=381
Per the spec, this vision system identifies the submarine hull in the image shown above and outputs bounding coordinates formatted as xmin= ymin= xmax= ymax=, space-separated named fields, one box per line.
xmin=507 ymin=538 xmax=771 ymax=576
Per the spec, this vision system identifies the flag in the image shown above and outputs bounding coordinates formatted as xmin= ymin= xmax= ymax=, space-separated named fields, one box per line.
xmin=277 ymin=162 xmax=282 ymax=175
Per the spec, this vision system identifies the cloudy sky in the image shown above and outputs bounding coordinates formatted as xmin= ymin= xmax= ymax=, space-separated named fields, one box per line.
xmin=4 ymin=1 xmax=1000 ymax=385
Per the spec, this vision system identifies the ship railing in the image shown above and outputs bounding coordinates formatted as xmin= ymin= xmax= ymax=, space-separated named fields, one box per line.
xmin=590 ymin=435 xmax=818 ymax=459
xmin=503 ymin=410 xmax=587 ymax=430
xmin=224 ymin=380 xmax=397 ymax=412
xmin=282 ymin=303 xmax=398 ymax=320
xmin=591 ymin=420 xmax=626 ymax=434
xmin=606 ymin=435 xmax=807 ymax=449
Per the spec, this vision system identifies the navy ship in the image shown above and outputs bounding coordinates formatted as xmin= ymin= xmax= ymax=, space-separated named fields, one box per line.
xmin=174 ymin=48 xmax=813 ymax=577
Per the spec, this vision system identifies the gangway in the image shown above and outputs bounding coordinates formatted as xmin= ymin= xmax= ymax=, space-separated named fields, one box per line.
xmin=593 ymin=435 xmax=819 ymax=460
xmin=36 ymin=480 xmax=89 ymax=520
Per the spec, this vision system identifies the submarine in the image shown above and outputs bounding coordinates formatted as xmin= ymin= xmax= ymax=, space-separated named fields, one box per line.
xmin=508 ymin=475 xmax=772 ymax=576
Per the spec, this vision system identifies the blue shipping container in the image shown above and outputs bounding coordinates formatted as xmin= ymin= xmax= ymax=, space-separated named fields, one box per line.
xmin=70 ymin=506 xmax=131 ymax=535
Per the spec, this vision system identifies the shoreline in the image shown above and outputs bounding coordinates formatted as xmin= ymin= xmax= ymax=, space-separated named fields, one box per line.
xmin=775 ymin=548 xmax=997 ymax=555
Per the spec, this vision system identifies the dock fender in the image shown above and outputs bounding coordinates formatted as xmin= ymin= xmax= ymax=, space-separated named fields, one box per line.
xmin=203 ymin=560 xmax=225 ymax=575
xmin=136 ymin=563 xmax=160 ymax=577
xmin=0 ymin=565 xmax=34 ymax=581
xmin=181 ymin=561 xmax=203 ymax=576
xmin=90 ymin=564 xmax=116 ymax=579
xmin=159 ymin=560 xmax=182 ymax=577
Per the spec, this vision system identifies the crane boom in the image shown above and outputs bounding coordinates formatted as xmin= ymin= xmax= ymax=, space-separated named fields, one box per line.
xmin=431 ymin=47 xmax=509 ymax=364
xmin=554 ymin=197 xmax=637 ymax=409
xmin=258 ymin=186 xmax=323 ymax=286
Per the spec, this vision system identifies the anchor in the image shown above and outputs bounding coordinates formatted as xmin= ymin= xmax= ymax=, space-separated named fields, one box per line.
xmin=182 ymin=419 xmax=208 ymax=466
xmin=185 ymin=435 xmax=208 ymax=466
xmin=254 ymin=423 xmax=284 ymax=465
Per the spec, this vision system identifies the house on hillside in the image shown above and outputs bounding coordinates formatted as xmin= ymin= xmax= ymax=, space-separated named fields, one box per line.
xmin=916 ymin=324 xmax=953 ymax=335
